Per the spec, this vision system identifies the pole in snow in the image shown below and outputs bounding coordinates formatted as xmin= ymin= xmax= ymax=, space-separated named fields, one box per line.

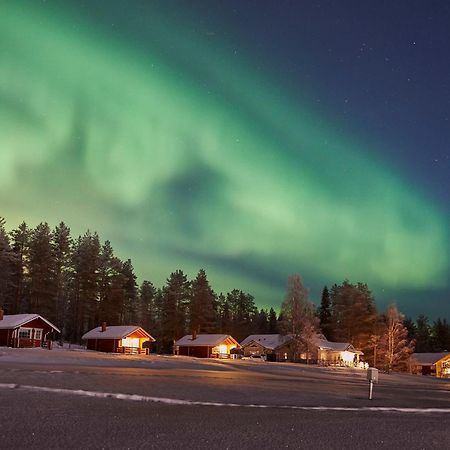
xmin=367 ymin=368 xmax=379 ymax=400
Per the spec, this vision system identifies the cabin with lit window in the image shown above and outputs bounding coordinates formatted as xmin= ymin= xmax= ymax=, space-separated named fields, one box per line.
xmin=82 ymin=323 xmax=155 ymax=354
xmin=240 ymin=334 xmax=298 ymax=361
xmin=314 ymin=338 xmax=363 ymax=366
xmin=410 ymin=352 xmax=450 ymax=377
xmin=175 ymin=334 xmax=239 ymax=358
xmin=240 ymin=334 xmax=363 ymax=364
xmin=0 ymin=311 xmax=60 ymax=348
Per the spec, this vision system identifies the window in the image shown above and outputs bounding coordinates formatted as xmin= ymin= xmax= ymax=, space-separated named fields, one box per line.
xmin=121 ymin=337 xmax=139 ymax=348
xmin=34 ymin=329 xmax=43 ymax=340
xmin=19 ymin=328 xmax=31 ymax=339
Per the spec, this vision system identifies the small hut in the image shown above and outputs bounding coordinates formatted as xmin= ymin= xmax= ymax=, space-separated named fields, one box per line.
xmin=82 ymin=323 xmax=155 ymax=354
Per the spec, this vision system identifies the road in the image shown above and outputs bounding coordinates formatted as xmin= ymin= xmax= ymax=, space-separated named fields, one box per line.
xmin=1 ymin=348 xmax=449 ymax=449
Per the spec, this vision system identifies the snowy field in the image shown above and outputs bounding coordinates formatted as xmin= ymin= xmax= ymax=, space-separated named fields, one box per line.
xmin=1 ymin=347 xmax=450 ymax=449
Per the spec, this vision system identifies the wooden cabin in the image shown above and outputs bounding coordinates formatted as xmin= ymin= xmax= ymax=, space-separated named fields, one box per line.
xmin=82 ymin=323 xmax=155 ymax=354
xmin=240 ymin=334 xmax=298 ymax=361
xmin=314 ymin=338 xmax=363 ymax=366
xmin=0 ymin=311 xmax=60 ymax=348
xmin=175 ymin=334 xmax=239 ymax=358
xmin=410 ymin=352 xmax=450 ymax=377
xmin=240 ymin=334 xmax=364 ymax=364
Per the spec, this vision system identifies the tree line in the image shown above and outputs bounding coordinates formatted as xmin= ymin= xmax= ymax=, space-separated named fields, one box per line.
xmin=0 ymin=218 xmax=276 ymax=351
xmin=1 ymin=218 xmax=449 ymax=371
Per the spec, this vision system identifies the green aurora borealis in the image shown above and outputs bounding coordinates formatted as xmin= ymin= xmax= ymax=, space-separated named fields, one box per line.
xmin=1 ymin=1 xmax=448 ymax=315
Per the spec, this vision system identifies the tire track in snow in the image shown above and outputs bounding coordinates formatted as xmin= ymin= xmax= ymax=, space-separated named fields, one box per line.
xmin=1 ymin=383 xmax=449 ymax=414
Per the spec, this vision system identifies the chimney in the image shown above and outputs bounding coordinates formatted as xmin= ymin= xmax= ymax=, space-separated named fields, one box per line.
xmin=192 ymin=329 xmax=197 ymax=340
xmin=101 ymin=322 xmax=107 ymax=332
xmin=0 ymin=309 xmax=3 ymax=321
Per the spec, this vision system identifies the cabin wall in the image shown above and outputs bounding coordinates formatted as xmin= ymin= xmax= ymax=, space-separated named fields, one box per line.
xmin=86 ymin=339 xmax=117 ymax=353
xmin=178 ymin=346 xmax=210 ymax=358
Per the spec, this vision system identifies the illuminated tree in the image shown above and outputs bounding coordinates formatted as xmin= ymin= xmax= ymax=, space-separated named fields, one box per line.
xmin=378 ymin=304 xmax=414 ymax=373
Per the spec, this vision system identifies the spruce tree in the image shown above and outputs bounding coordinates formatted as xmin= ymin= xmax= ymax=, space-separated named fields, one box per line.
xmin=68 ymin=231 xmax=100 ymax=342
xmin=330 ymin=280 xmax=377 ymax=353
xmin=121 ymin=259 xmax=138 ymax=324
xmin=160 ymin=270 xmax=190 ymax=353
xmin=318 ymin=285 xmax=332 ymax=340
xmin=28 ymin=223 xmax=56 ymax=318
xmin=139 ymin=280 xmax=156 ymax=332
xmin=268 ymin=307 xmax=278 ymax=333
xmin=10 ymin=222 xmax=30 ymax=314
xmin=52 ymin=222 xmax=72 ymax=336
xmin=256 ymin=308 xmax=269 ymax=334
xmin=189 ymin=269 xmax=217 ymax=334
xmin=0 ymin=218 xmax=18 ymax=312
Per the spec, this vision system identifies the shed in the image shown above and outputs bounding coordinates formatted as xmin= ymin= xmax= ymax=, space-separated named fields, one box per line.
xmin=82 ymin=324 xmax=155 ymax=354
xmin=175 ymin=334 xmax=239 ymax=358
xmin=0 ymin=311 xmax=60 ymax=348
xmin=410 ymin=352 xmax=450 ymax=377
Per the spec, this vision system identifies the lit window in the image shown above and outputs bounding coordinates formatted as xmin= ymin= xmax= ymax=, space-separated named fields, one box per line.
xmin=121 ymin=337 xmax=139 ymax=348
xmin=218 ymin=344 xmax=227 ymax=354
xmin=34 ymin=329 xmax=42 ymax=340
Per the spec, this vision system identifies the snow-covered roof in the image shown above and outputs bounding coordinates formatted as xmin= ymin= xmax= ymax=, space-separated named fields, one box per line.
xmin=313 ymin=337 xmax=363 ymax=354
xmin=175 ymin=334 xmax=238 ymax=347
xmin=411 ymin=352 xmax=450 ymax=365
xmin=82 ymin=326 xmax=155 ymax=341
xmin=240 ymin=334 xmax=293 ymax=350
xmin=0 ymin=314 xmax=60 ymax=333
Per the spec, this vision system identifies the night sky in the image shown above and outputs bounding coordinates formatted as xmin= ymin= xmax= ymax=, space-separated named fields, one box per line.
xmin=1 ymin=0 xmax=449 ymax=318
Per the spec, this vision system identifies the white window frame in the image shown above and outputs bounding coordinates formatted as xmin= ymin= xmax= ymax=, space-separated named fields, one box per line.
xmin=18 ymin=327 xmax=32 ymax=339
xmin=34 ymin=329 xmax=43 ymax=340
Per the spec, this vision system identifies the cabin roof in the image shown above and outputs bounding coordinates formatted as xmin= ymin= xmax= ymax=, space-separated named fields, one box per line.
xmin=411 ymin=352 xmax=450 ymax=365
xmin=313 ymin=337 xmax=363 ymax=355
xmin=175 ymin=334 xmax=239 ymax=347
xmin=240 ymin=334 xmax=293 ymax=350
xmin=0 ymin=314 xmax=60 ymax=333
xmin=82 ymin=326 xmax=155 ymax=341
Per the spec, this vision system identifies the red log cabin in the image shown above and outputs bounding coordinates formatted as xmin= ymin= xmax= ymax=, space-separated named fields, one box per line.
xmin=82 ymin=323 xmax=155 ymax=354
xmin=0 ymin=311 xmax=60 ymax=348
xmin=175 ymin=334 xmax=239 ymax=358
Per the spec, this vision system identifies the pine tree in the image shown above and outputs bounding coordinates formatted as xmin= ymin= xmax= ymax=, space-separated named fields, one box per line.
xmin=68 ymin=231 xmax=100 ymax=342
xmin=227 ymin=289 xmax=257 ymax=342
xmin=139 ymin=280 xmax=156 ymax=332
xmin=330 ymin=280 xmax=377 ymax=353
xmin=28 ymin=223 xmax=56 ymax=317
xmin=268 ymin=307 xmax=278 ymax=333
xmin=52 ymin=222 xmax=72 ymax=336
xmin=256 ymin=308 xmax=269 ymax=334
xmin=430 ymin=318 xmax=450 ymax=351
xmin=121 ymin=259 xmax=138 ymax=324
xmin=0 ymin=217 xmax=18 ymax=312
xmin=415 ymin=315 xmax=431 ymax=352
xmin=318 ymin=285 xmax=332 ymax=340
xmin=160 ymin=270 xmax=190 ymax=353
xmin=216 ymin=293 xmax=232 ymax=333
xmin=189 ymin=269 xmax=217 ymax=334
xmin=10 ymin=222 xmax=30 ymax=314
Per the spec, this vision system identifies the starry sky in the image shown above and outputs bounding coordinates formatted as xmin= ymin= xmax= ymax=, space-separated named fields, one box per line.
xmin=1 ymin=0 xmax=449 ymax=318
